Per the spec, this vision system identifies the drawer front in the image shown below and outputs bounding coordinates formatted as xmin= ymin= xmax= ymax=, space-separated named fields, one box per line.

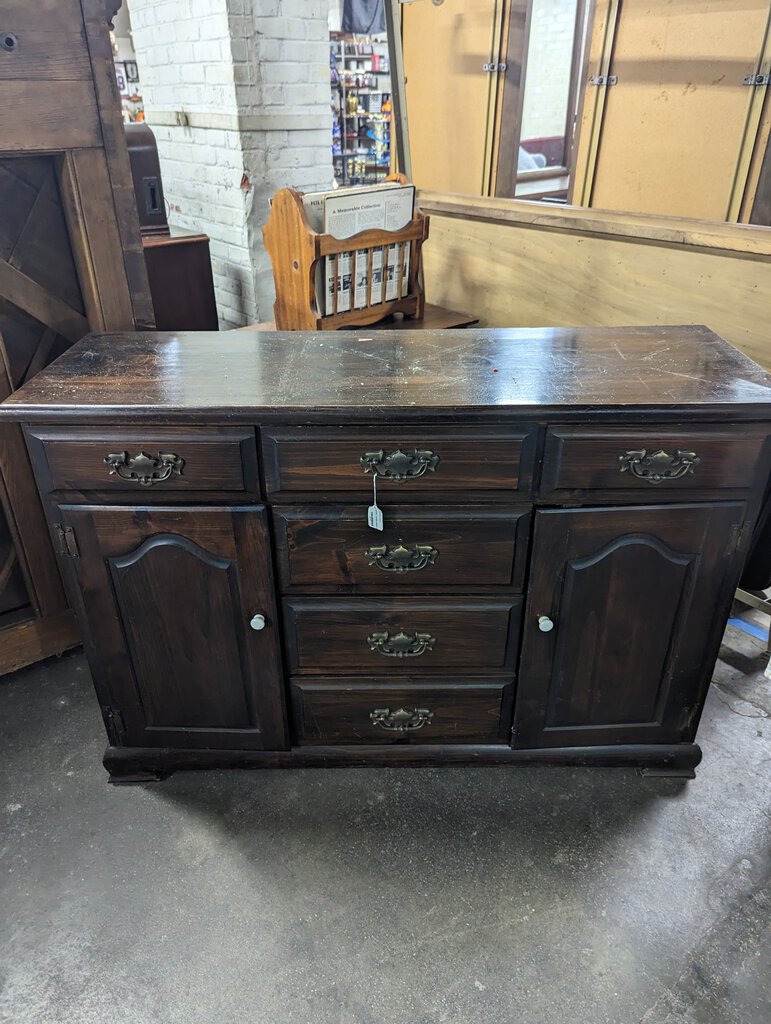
xmin=262 ymin=425 xmax=537 ymax=497
xmin=291 ymin=680 xmax=512 ymax=745
xmin=273 ymin=505 xmax=531 ymax=592
xmin=283 ymin=598 xmax=521 ymax=674
xmin=541 ymin=426 xmax=769 ymax=497
xmin=25 ymin=426 xmax=260 ymax=493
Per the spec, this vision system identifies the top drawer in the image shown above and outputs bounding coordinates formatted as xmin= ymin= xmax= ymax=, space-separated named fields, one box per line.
xmin=25 ymin=426 xmax=260 ymax=494
xmin=262 ymin=425 xmax=537 ymax=497
xmin=540 ymin=425 xmax=770 ymax=497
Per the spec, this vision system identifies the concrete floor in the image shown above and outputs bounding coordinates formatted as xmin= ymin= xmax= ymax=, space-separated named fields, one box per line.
xmin=1 ymin=626 xmax=769 ymax=1024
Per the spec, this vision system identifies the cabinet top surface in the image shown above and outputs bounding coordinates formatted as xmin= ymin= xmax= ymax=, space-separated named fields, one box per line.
xmin=2 ymin=325 xmax=770 ymax=422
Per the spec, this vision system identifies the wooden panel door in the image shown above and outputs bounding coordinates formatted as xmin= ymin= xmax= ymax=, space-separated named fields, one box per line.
xmin=573 ymin=0 xmax=771 ymax=219
xmin=0 ymin=0 xmax=154 ymax=673
xmin=57 ymin=506 xmax=288 ymax=751
xmin=513 ymin=503 xmax=747 ymax=748
xmin=403 ymin=0 xmax=504 ymax=194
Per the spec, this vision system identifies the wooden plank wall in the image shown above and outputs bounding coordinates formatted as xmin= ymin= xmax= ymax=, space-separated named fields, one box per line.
xmin=418 ymin=192 xmax=771 ymax=370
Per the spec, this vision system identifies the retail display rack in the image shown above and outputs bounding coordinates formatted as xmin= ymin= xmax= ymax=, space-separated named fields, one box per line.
xmin=330 ymin=33 xmax=392 ymax=186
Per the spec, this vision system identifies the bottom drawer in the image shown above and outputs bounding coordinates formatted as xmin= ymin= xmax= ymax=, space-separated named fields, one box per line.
xmin=291 ymin=680 xmax=513 ymax=745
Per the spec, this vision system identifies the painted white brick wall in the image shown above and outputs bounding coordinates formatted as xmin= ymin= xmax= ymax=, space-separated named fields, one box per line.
xmin=232 ymin=0 xmax=333 ymax=321
xmin=126 ymin=0 xmax=333 ymax=327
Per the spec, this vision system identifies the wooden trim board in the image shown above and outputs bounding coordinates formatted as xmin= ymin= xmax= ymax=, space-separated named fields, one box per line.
xmin=418 ymin=192 xmax=771 ymax=369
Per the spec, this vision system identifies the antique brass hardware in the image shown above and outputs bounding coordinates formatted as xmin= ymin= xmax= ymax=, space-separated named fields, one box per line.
xmin=618 ymin=448 xmax=699 ymax=485
xmin=370 ymin=707 xmax=434 ymax=732
xmin=537 ymin=615 xmax=554 ymax=632
xmin=360 ymin=448 xmax=439 ymax=483
xmin=104 ymin=450 xmax=185 ymax=486
xmin=249 ymin=614 xmax=266 ymax=631
xmin=364 ymin=542 xmax=439 ymax=573
xmin=366 ymin=630 xmax=436 ymax=658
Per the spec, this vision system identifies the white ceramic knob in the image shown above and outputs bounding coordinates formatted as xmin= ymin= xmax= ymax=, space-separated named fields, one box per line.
xmin=537 ymin=615 xmax=554 ymax=633
xmin=250 ymin=613 xmax=266 ymax=631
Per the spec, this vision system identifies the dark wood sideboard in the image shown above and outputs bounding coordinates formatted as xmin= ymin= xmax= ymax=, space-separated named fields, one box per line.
xmin=1 ymin=326 xmax=769 ymax=783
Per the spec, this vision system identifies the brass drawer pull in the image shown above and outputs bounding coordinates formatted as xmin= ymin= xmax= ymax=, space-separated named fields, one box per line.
xmin=367 ymin=629 xmax=436 ymax=658
xmin=365 ymin=542 xmax=439 ymax=573
xmin=104 ymin=450 xmax=185 ymax=486
xmin=618 ymin=448 xmax=699 ymax=485
xmin=360 ymin=448 xmax=439 ymax=482
xmin=370 ymin=707 xmax=434 ymax=732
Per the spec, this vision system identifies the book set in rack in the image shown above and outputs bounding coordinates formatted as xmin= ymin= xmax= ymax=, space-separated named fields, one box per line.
xmin=263 ymin=177 xmax=429 ymax=331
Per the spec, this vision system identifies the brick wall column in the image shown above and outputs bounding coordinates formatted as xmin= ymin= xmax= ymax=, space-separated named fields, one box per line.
xmin=127 ymin=0 xmax=333 ymax=327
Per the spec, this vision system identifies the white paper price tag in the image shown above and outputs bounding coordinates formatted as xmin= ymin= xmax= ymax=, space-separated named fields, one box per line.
xmin=367 ymin=474 xmax=384 ymax=531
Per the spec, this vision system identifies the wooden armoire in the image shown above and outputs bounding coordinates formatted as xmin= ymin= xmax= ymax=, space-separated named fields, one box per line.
xmin=0 ymin=0 xmax=152 ymax=673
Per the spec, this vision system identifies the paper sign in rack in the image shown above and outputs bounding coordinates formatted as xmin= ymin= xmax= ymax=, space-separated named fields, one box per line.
xmin=263 ymin=176 xmax=429 ymax=330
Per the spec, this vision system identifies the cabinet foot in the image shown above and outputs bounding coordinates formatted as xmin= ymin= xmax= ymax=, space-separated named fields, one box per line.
xmin=639 ymin=766 xmax=696 ymax=779
xmin=104 ymin=752 xmax=171 ymax=784
xmin=107 ymin=770 xmax=171 ymax=785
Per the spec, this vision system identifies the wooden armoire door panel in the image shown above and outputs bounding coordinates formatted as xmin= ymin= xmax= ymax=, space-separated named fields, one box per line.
xmin=513 ymin=502 xmax=747 ymax=748
xmin=0 ymin=0 xmax=153 ymax=675
xmin=0 ymin=500 xmax=30 ymax=622
xmin=58 ymin=506 xmax=288 ymax=751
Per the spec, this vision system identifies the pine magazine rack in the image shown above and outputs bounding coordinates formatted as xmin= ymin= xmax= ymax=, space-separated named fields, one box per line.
xmin=263 ymin=177 xmax=429 ymax=330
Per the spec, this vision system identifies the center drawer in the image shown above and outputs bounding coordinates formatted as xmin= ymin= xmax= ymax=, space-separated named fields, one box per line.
xmin=291 ymin=680 xmax=513 ymax=745
xmin=262 ymin=425 xmax=537 ymax=497
xmin=272 ymin=505 xmax=531 ymax=592
xmin=283 ymin=598 xmax=522 ymax=674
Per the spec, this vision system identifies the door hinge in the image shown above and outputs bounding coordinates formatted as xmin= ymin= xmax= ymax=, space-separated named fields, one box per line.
xmin=727 ymin=521 xmax=753 ymax=557
xmin=737 ymin=520 xmax=754 ymax=554
xmin=103 ymin=706 xmax=126 ymax=744
xmin=483 ymin=62 xmax=507 ymax=73
xmin=589 ymin=75 xmax=618 ymax=86
xmin=743 ymin=73 xmax=771 ymax=86
xmin=52 ymin=523 xmax=80 ymax=558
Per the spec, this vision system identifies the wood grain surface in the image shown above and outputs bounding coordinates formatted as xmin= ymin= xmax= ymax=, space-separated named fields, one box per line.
xmin=2 ymin=326 xmax=770 ymax=423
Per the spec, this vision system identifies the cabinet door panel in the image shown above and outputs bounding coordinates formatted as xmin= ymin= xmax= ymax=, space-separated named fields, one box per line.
xmin=514 ymin=503 xmax=746 ymax=748
xmin=58 ymin=505 xmax=287 ymax=750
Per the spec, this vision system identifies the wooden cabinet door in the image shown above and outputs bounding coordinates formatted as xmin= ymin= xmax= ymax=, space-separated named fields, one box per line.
xmin=514 ymin=502 xmax=747 ymax=748
xmin=58 ymin=505 xmax=287 ymax=751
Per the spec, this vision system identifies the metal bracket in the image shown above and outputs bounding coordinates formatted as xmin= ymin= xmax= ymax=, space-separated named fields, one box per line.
xmin=589 ymin=75 xmax=618 ymax=86
xmin=483 ymin=63 xmax=507 ymax=73
xmin=52 ymin=523 xmax=80 ymax=558
xmin=743 ymin=73 xmax=771 ymax=86
xmin=103 ymin=707 xmax=126 ymax=744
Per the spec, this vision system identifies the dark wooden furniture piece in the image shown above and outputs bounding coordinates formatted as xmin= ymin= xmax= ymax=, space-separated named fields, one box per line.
xmin=143 ymin=229 xmax=219 ymax=332
xmin=2 ymin=325 xmax=770 ymax=782
xmin=124 ymin=122 xmax=168 ymax=237
xmin=124 ymin=124 xmax=219 ymax=331
xmin=0 ymin=0 xmax=153 ymax=674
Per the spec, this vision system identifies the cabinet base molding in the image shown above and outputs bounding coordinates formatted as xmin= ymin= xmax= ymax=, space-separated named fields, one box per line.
xmin=103 ymin=742 xmax=703 ymax=781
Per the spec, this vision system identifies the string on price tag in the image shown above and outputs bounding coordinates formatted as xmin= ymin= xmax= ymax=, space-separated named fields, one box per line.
xmin=367 ymin=473 xmax=384 ymax=531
